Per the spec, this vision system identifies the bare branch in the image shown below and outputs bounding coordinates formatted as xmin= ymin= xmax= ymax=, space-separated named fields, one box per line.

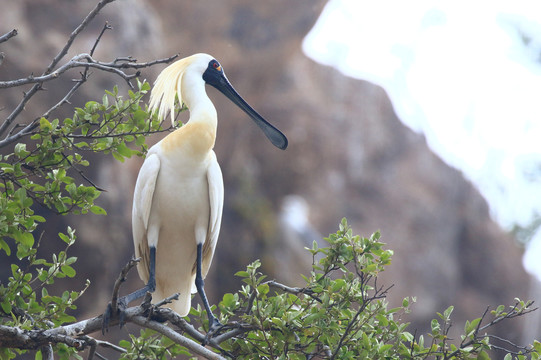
xmin=45 ymin=0 xmax=115 ymax=76
xmin=40 ymin=344 xmax=54 ymax=360
xmin=0 ymin=54 xmax=112 ymax=89
xmin=0 ymin=84 xmax=42 ymax=138
xmin=0 ymin=0 xmax=116 ymax=138
xmin=130 ymin=315 xmax=226 ymax=360
xmin=83 ymin=335 xmax=126 ymax=360
xmin=0 ymin=54 xmax=178 ymax=90
xmin=99 ymin=54 xmax=179 ymax=69
xmin=212 ymin=323 xmax=253 ymax=344
xmin=109 ymin=257 xmax=141 ymax=315
xmin=0 ymin=29 xmax=18 ymax=44
xmin=90 ymin=22 xmax=113 ymax=58
xmin=265 ymin=279 xmax=322 ymax=303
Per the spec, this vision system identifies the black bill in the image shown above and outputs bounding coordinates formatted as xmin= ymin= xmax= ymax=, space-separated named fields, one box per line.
xmin=203 ymin=60 xmax=288 ymax=150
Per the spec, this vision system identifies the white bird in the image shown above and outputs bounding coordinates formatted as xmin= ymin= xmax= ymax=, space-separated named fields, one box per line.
xmin=106 ymin=53 xmax=287 ymax=331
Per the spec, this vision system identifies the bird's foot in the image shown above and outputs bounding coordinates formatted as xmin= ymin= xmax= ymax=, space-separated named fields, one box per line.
xmin=202 ymin=317 xmax=224 ymax=345
xmin=101 ymin=297 xmax=128 ymax=334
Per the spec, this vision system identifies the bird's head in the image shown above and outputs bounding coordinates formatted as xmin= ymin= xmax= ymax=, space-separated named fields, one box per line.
xmin=149 ymin=53 xmax=287 ymax=150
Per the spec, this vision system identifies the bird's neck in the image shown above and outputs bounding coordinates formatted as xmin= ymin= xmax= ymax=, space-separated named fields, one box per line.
xmin=161 ymin=75 xmax=218 ymax=156
xmin=161 ymin=118 xmax=216 ymax=158
xmin=187 ymin=99 xmax=218 ymax=129
xmin=161 ymin=97 xmax=217 ymax=158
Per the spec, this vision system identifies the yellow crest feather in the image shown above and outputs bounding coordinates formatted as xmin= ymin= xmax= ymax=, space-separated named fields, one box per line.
xmin=149 ymin=57 xmax=192 ymax=127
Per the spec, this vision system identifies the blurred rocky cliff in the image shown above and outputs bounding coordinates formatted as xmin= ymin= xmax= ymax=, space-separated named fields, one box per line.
xmin=0 ymin=0 xmax=529 ymax=345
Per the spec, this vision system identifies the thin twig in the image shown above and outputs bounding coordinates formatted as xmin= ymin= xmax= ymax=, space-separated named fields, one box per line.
xmin=62 ymin=153 xmax=106 ymax=191
xmin=90 ymin=22 xmax=112 ymax=58
xmin=486 ymin=334 xmax=531 ymax=352
xmin=0 ymin=84 xmax=42 ymax=138
xmin=212 ymin=324 xmax=253 ymax=343
xmin=265 ymin=280 xmax=322 ymax=303
xmin=0 ymin=29 xmax=18 ymax=44
xmin=42 ymin=79 xmax=85 ymax=120
xmin=110 ymin=257 xmax=140 ymax=314
xmin=154 ymin=293 xmax=180 ymax=307
xmin=83 ymin=335 xmax=127 ymax=359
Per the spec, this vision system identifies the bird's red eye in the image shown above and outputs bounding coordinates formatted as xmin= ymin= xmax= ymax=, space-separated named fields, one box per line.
xmin=213 ymin=61 xmax=222 ymax=71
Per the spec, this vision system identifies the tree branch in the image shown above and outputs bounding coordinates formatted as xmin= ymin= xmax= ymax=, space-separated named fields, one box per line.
xmin=0 ymin=29 xmax=18 ymax=44
xmin=130 ymin=315 xmax=226 ymax=360
xmin=265 ymin=279 xmax=322 ymax=303
xmin=40 ymin=344 xmax=54 ymax=360
xmin=44 ymin=0 xmax=115 ymax=76
xmin=0 ymin=53 xmax=177 ymax=150
xmin=0 ymin=54 xmax=178 ymax=89
xmin=0 ymin=302 xmax=226 ymax=359
xmin=109 ymin=257 xmax=140 ymax=315
xmin=0 ymin=0 xmax=115 ymax=138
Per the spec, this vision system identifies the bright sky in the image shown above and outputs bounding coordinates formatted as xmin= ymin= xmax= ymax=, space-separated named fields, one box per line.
xmin=302 ymin=0 xmax=541 ymax=278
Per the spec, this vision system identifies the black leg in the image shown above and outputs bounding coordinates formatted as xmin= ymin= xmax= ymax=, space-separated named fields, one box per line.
xmin=195 ymin=243 xmax=221 ymax=332
xmin=122 ymin=246 xmax=157 ymax=304
xmin=102 ymin=246 xmax=156 ymax=333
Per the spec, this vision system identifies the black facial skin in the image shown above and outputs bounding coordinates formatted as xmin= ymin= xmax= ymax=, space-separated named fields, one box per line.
xmin=203 ymin=59 xmax=288 ymax=150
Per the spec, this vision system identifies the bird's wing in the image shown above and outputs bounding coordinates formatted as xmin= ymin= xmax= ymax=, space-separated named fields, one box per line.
xmin=132 ymin=153 xmax=161 ymax=282
xmin=200 ymin=151 xmax=224 ymax=278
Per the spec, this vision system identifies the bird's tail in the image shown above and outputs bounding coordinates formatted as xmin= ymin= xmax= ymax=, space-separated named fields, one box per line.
xmin=153 ymin=276 xmax=196 ymax=317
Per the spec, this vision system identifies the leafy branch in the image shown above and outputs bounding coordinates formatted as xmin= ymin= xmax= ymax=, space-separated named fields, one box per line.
xmin=3 ymin=219 xmax=538 ymax=359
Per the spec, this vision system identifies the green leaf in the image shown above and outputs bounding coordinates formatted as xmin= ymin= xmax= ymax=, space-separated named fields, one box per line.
xmin=90 ymin=205 xmax=107 ymax=215
xmin=58 ymin=232 xmax=71 ymax=244
xmin=0 ymin=239 xmax=11 ymax=256
xmin=443 ymin=305 xmax=454 ymax=320
xmin=257 ymin=283 xmax=269 ymax=296
xmin=102 ymin=93 xmax=109 ymax=108
xmin=14 ymin=143 xmax=30 ymax=158
xmin=533 ymin=340 xmax=541 ymax=353
xmin=61 ymin=265 xmax=76 ymax=278
xmin=116 ymin=142 xmax=133 ymax=158
xmin=15 ymin=231 xmax=34 ymax=247
xmin=465 ymin=317 xmax=481 ymax=336
xmin=40 ymin=117 xmax=52 ymax=132
xmin=112 ymin=151 xmax=125 ymax=162
xmin=221 ymin=293 xmax=237 ymax=308
xmin=235 ymin=271 xmax=249 ymax=278
xmin=331 ymin=278 xmax=346 ymax=292
xmin=430 ymin=319 xmax=440 ymax=335
xmin=477 ymin=350 xmax=490 ymax=360
xmin=1 ymin=299 xmax=12 ymax=314
xmin=141 ymin=81 xmax=151 ymax=91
